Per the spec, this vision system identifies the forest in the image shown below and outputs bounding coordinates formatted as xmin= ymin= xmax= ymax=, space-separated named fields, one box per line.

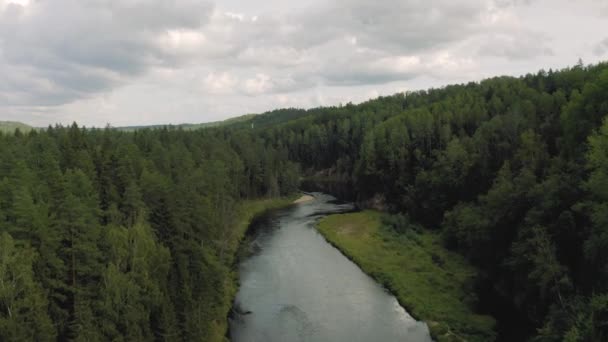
xmin=1 ymin=61 xmax=608 ymax=341
xmin=0 ymin=125 xmax=299 ymax=340
xmin=249 ymin=61 xmax=608 ymax=341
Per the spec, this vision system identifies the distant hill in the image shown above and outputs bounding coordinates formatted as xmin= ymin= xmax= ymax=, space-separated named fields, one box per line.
xmin=0 ymin=121 xmax=34 ymax=133
xmin=115 ymin=113 xmax=258 ymax=131
xmin=113 ymin=108 xmax=316 ymax=132
xmin=4 ymin=111 xmax=302 ymax=133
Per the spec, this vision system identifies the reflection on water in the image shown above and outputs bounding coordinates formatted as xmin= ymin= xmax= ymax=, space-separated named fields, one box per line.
xmin=230 ymin=193 xmax=432 ymax=342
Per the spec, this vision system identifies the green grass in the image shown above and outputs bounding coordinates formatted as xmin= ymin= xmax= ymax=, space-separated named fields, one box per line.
xmin=210 ymin=195 xmax=298 ymax=342
xmin=317 ymin=211 xmax=496 ymax=342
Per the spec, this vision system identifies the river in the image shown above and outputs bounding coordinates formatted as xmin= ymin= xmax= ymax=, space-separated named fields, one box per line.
xmin=229 ymin=193 xmax=432 ymax=342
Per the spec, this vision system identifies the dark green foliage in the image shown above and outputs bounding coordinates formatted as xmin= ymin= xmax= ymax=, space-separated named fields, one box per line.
xmin=250 ymin=61 xmax=608 ymax=340
xmin=2 ymin=61 xmax=608 ymax=340
xmin=0 ymin=232 xmax=55 ymax=341
xmin=381 ymin=213 xmax=420 ymax=235
xmin=0 ymin=124 xmax=299 ymax=341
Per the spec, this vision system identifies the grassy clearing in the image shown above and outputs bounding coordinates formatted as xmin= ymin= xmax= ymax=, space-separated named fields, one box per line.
xmin=317 ymin=211 xmax=496 ymax=342
xmin=210 ymin=195 xmax=298 ymax=342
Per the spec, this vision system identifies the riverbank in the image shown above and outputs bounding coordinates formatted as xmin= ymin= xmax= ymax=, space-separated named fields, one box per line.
xmin=317 ymin=211 xmax=496 ymax=342
xmin=210 ymin=195 xmax=298 ymax=342
xmin=293 ymin=194 xmax=314 ymax=203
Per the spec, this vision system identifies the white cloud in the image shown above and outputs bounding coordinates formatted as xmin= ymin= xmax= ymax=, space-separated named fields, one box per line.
xmin=372 ymin=56 xmax=422 ymax=74
xmin=159 ymin=30 xmax=207 ymax=53
xmin=244 ymin=74 xmax=271 ymax=95
xmin=224 ymin=12 xmax=245 ymax=21
xmin=204 ymin=72 xmax=238 ymax=94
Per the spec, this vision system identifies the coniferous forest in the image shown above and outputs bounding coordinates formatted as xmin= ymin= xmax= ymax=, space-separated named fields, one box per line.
xmin=2 ymin=61 xmax=608 ymax=341
xmin=0 ymin=125 xmax=299 ymax=341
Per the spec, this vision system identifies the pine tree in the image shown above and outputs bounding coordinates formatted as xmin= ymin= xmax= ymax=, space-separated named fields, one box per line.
xmin=0 ymin=232 xmax=55 ymax=341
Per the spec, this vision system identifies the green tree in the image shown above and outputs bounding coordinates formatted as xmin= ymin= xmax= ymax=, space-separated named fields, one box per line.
xmin=0 ymin=232 xmax=55 ymax=341
xmin=584 ymin=117 xmax=608 ymax=289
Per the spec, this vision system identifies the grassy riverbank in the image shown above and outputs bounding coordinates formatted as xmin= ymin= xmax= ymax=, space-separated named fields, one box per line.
xmin=211 ymin=195 xmax=299 ymax=341
xmin=317 ymin=211 xmax=496 ymax=342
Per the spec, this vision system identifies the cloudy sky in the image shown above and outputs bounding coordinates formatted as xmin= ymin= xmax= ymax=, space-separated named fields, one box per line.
xmin=0 ymin=0 xmax=607 ymax=127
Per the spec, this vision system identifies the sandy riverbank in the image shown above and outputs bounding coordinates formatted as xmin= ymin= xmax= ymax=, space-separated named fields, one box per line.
xmin=293 ymin=194 xmax=314 ymax=203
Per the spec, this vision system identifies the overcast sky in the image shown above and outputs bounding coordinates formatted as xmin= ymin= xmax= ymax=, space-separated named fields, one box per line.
xmin=0 ymin=0 xmax=607 ymax=127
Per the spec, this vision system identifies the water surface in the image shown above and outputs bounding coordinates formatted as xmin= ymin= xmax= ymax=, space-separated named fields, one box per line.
xmin=230 ymin=193 xmax=432 ymax=342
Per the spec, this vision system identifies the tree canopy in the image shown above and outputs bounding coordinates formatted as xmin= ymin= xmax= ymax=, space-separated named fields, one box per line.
xmin=1 ymin=61 xmax=608 ymax=340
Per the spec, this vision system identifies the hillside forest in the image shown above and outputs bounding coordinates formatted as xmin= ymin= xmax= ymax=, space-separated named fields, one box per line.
xmin=1 ymin=61 xmax=608 ymax=341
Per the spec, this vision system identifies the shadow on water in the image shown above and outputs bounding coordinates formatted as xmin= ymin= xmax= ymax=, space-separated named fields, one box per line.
xmin=233 ymin=208 xmax=289 ymax=265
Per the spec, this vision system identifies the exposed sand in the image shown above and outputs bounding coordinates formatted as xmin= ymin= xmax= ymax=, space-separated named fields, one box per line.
xmin=293 ymin=194 xmax=314 ymax=204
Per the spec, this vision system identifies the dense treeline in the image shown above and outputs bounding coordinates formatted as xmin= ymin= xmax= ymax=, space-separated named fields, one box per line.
xmin=0 ymin=125 xmax=298 ymax=341
xmin=250 ymin=61 xmax=608 ymax=340
xmin=2 ymin=61 xmax=607 ymax=341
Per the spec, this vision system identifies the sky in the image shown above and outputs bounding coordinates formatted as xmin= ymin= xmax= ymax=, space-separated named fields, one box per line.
xmin=0 ymin=0 xmax=607 ymax=127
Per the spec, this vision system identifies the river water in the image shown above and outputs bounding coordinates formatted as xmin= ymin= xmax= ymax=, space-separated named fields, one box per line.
xmin=229 ymin=193 xmax=432 ymax=342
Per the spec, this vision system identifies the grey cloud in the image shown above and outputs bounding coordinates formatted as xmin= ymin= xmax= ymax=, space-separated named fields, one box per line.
xmin=185 ymin=0 xmax=547 ymax=93
xmin=313 ymin=43 xmax=420 ymax=86
xmin=0 ymin=0 xmax=213 ymax=106
xmin=108 ymin=0 xmax=213 ymax=30
xmin=594 ymin=38 xmax=608 ymax=56
xmin=289 ymin=0 xmax=487 ymax=54
xmin=212 ymin=0 xmax=553 ymax=89
xmin=593 ymin=0 xmax=608 ymax=16
xmin=0 ymin=0 xmax=601 ymax=127
xmin=477 ymin=32 xmax=554 ymax=60
xmin=239 ymin=73 xmax=308 ymax=95
xmin=493 ymin=0 xmax=535 ymax=8
xmin=0 ymin=0 xmax=554 ymax=107
xmin=195 ymin=0 xmax=490 ymax=62
xmin=0 ymin=61 xmax=115 ymax=106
